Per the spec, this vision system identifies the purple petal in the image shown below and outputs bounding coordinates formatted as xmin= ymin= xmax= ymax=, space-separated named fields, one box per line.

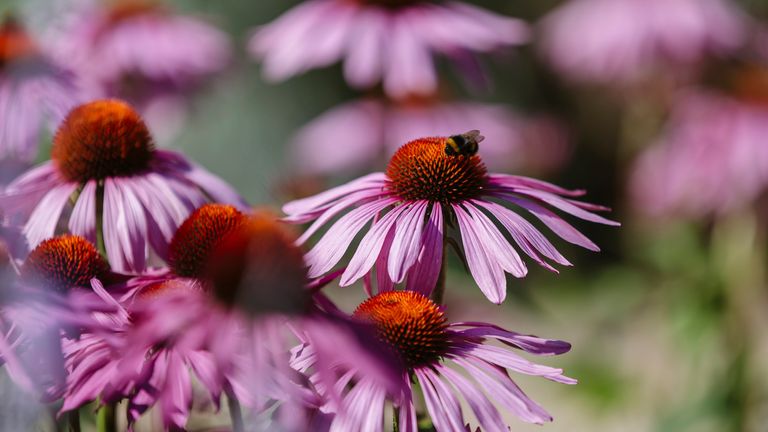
xmin=452 ymin=204 xmax=507 ymax=304
xmin=24 ymin=182 xmax=77 ymax=248
xmin=305 ymin=198 xmax=395 ymax=278
xmin=474 ymin=199 xmax=570 ymax=268
xmin=503 ymin=196 xmax=601 ymax=251
xmin=103 ymin=179 xmax=147 ymax=272
xmin=463 ymin=203 xmax=527 ymax=277
xmin=283 ymin=173 xmax=387 ymax=217
xmin=504 ymin=189 xmax=620 ymax=226
xmin=296 ymin=189 xmax=389 ymax=244
xmin=405 ymin=204 xmax=443 ymax=296
xmin=437 ymin=364 xmax=506 ymax=432
xmin=450 ymin=323 xmax=572 ymax=355
xmin=464 ymin=344 xmax=577 ymax=385
xmin=454 ymin=357 xmax=552 ymax=424
xmin=68 ymin=181 xmax=97 ymax=242
xmin=341 ymin=204 xmax=407 ymax=286
xmin=414 ymin=368 xmax=464 ymax=432
xmin=387 ymin=200 xmax=428 ymax=283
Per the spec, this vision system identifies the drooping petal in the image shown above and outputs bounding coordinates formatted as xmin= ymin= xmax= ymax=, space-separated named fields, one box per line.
xmin=414 ymin=368 xmax=465 ymax=432
xmin=464 ymin=343 xmax=577 ymax=385
xmin=23 ymin=182 xmax=77 ymax=248
xmin=452 ymin=203 xmax=507 ymax=304
xmin=305 ymin=198 xmax=396 ymax=278
xmin=454 ymin=357 xmax=552 ymax=424
xmin=405 ymin=203 xmax=443 ymax=296
xmin=387 ymin=200 xmax=428 ymax=283
xmin=341 ymin=204 xmax=407 ymax=286
xmin=437 ymin=364 xmax=506 ymax=432
xmin=449 ymin=323 xmax=572 ymax=355
xmin=68 ymin=181 xmax=97 ymax=243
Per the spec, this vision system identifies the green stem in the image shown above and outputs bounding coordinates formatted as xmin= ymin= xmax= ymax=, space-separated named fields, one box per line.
xmin=95 ymin=182 xmax=107 ymax=260
xmin=96 ymin=403 xmax=117 ymax=432
xmin=67 ymin=410 xmax=81 ymax=432
xmin=227 ymin=390 xmax=245 ymax=432
xmin=430 ymin=238 xmax=448 ymax=305
xmin=392 ymin=406 xmax=400 ymax=432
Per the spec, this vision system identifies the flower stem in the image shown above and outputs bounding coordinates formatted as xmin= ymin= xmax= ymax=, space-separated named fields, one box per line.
xmin=96 ymin=403 xmax=117 ymax=432
xmin=227 ymin=389 xmax=244 ymax=432
xmin=67 ymin=410 xmax=81 ymax=432
xmin=94 ymin=182 xmax=107 ymax=260
xmin=430 ymin=239 xmax=448 ymax=305
xmin=392 ymin=407 xmax=400 ymax=432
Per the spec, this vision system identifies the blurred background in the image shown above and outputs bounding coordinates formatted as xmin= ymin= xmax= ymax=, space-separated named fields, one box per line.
xmin=2 ymin=0 xmax=768 ymax=431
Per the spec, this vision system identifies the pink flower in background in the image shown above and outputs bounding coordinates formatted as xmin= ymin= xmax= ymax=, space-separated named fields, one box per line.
xmin=300 ymin=291 xmax=575 ymax=431
xmin=284 ymin=133 xmax=618 ymax=304
xmin=631 ymin=90 xmax=768 ymax=217
xmin=0 ymin=17 xmax=80 ymax=173
xmin=0 ymin=100 xmax=246 ymax=272
xmin=292 ymin=97 xmax=570 ymax=176
xmin=539 ymin=0 xmax=747 ymax=84
xmin=47 ymin=0 xmax=231 ymax=140
xmin=50 ymin=0 xmax=230 ymax=91
xmin=249 ymin=0 xmax=528 ymax=99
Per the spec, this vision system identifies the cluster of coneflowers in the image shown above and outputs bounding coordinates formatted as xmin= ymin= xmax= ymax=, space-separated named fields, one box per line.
xmin=0 ymin=96 xmax=617 ymax=430
xmin=0 ymin=1 xmax=625 ymax=431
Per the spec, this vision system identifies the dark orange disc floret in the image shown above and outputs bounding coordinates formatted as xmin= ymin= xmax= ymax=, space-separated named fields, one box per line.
xmin=386 ymin=136 xmax=487 ymax=203
xmin=21 ymin=235 xmax=109 ymax=293
xmin=0 ymin=17 xmax=38 ymax=68
xmin=168 ymin=204 xmax=247 ymax=278
xmin=354 ymin=291 xmax=449 ymax=369
xmin=205 ymin=211 xmax=310 ymax=317
xmin=52 ymin=100 xmax=156 ymax=182
xmin=136 ymin=279 xmax=201 ymax=301
xmin=104 ymin=0 xmax=166 ymax=26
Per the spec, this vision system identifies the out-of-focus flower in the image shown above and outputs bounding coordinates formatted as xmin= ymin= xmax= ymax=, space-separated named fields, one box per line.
xmin=284 ymin=133 xmax=618 ymax=304
xmin=0 ymin=235 xmax=119 ymax=401
xmin=630 ymin=89 xmax=768 ymax=217
xmin=249 ymin=0 xmax=528 ymax=99
xmin=63 ymin=206 xmax=400 ymax=429
xmin=48 ymin=0 xmax=231 ymax=140
xmin=292 ymin=97 xmax=570 ymax=176
xmin=299 ymin=290 xmax=575 ymax=431
xmin=539 ymin=0 xmax=747 ymax=84
xmin=0 ymin=16 xmax=80 ymax=173
xmin=0 ymin=99 xmax=246 ymax=272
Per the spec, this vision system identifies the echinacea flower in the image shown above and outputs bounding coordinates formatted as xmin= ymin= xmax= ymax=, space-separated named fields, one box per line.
xmin=49 ymin=0 xmax=230 ymax=94
xmin=249 ymin=0 xmax=528 ymax=99
xmin=0 ymin=16 xmax=80 ymax=174
xmin=284 ymin=132 xmax=618 ymax=304
xmin=291 ymin=97 xmax=569 ymax=175
xmin=47 ymin=0 xmax=230 ymax=140
xmin=0 ymin=235 xmax=118 ymax=400
xmin=539 ymin=0 xmax=747 ymax=84
xmin=0 ymin=99 xmax=246 ymax=272
xmin=63 ymin=206 xmax=400 ymax=429
xmin=630 ymin=89 xmax=768 ymax=217
xmin=298 ymin=290 xmax=575 ymax=431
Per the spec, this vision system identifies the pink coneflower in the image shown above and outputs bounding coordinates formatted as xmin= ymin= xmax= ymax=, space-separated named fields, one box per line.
xmin=630 ymin=88 xmax=768 ymax=217
xmin=249 ymin=0 xmax=528 ymax=99
xmin=50 ymin=0 xmax=230 ymax=93
xmin=284 ymin=132 xmax=618 ymax=304
xmin=0 ymin=235 xmax=118 ymax=400
xmin=47 ymin=0 xmax=230 ymax=140
xmin=291 ymin=97 xmax=570 ymax=175
xmin=539 ymin=0 xmax=747 ymax=84
xmin=299 ymin=290 xmax=575 ymax=431
xmin=64 ymin=206 xmax=400 ymax=429
xmin=0 ymin=16 xmax=79 ymax=172
xmin=0 ymin=99 xmax=246 ymax=272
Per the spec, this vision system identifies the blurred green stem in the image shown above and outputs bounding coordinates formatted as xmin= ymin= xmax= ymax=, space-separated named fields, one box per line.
xmin=96 ymin=403 xmax=116 ymax=432
xmin=226 ymin=388 xmax=244 ymax=432
xmin=430 ymin=240 xmax=447 ymax=305
xmin=67 ymin=410 xmax=81 ymax=432
xmin=95 ymin=182 xmax=107 ymax=259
